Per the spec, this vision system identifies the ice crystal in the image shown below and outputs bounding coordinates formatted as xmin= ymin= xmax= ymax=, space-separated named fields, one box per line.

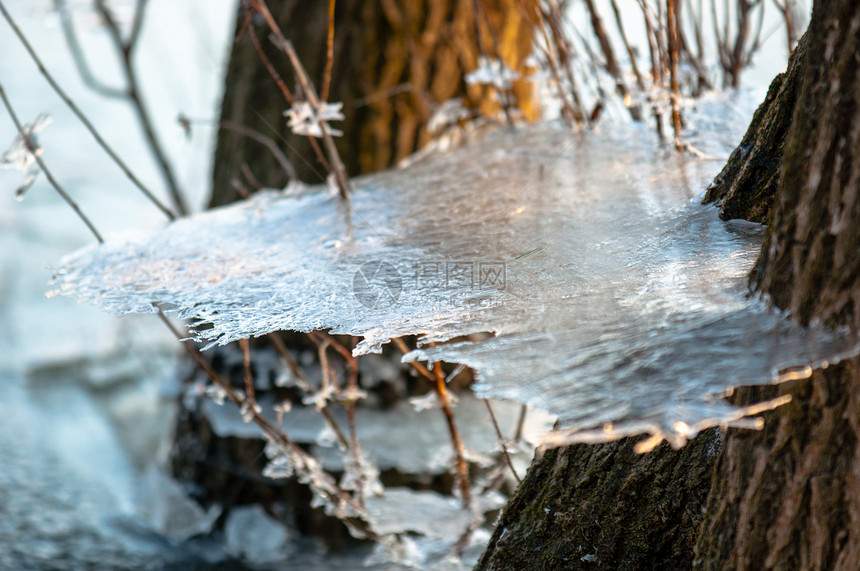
xmin=1 ymin=113 xmax=50 ymax=199
xmin=204 ymin=383 xmax=227 ymax=406
xmin=284 ymin=101 xmax=344 ymax=138
xmin=465 ymin=56 xmax=520 ymax=89
xmin=240 ymin=399 xmax=261 ymax=423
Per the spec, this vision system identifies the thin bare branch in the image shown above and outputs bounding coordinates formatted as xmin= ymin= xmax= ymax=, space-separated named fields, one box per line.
xmin=433 ymin=361 xmax=472 ymax=508
xmin=247 ymin=0 xmax=352 ymax=199
xmin=584 ymin=0 xmax=642 ymax=120
xmin=0 ymin=81 xmax=103 ymax=243
xmin=0 ymin=0 xmax=175 ymax=220
xmin=321 ymin=0 xmax=336 ymax=103
xmin=483 ymin=399 xmax=522 ymax=483
xmin=53 ymin=0 xmax=126 ymax=99
xmin=157 ymin=313 xmax=379 ymax=540
xmin=126 ymin=0 xmax=148 ymax=55
xmin=94 ymin=0 xmax=189 ymax=215
xmin=667 ymin=0 xmax=684 ymax=149
xmin=610 ymin=0 xmax=646 ymax=91
xmin=219 ymin=120 xmax=298 ymax=183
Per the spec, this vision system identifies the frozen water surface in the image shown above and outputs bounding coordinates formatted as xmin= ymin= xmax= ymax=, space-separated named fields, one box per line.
xmin=49 ymin=92 xmax=860 ymax=448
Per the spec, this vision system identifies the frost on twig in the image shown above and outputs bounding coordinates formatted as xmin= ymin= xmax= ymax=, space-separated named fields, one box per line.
xmin=1 ymin=112 xmax=51 ymax=199
xmin=284 ymin=101 xmax=344 ymax=138
xmin=426 ymin=98 xmax=472 ymax=135
xmin=465 ymin=56 xmax=520 ymax=90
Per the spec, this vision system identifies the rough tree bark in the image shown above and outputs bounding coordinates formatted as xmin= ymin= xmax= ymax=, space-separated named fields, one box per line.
xmin=478 ymin=1 xmax=860 ymax=569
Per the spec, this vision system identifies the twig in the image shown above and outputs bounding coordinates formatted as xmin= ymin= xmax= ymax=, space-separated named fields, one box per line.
xmin=239 ymin=338 xmax=256 ymax=404
xmin=392 ymin=338 xmax=471 ymax=507
xmin=513 ymin=403 xmax=528 ymax=442
xmin=433 ymin=360 xmax=472 ymax=508
xmin=247 ymin=0 xmax=352 ymax=199
xmin=126 ymin=0 xmax=148 ymax=56
xmin=53 ymin=0 xmax=126 ymax=98
xmin=93 ymin=0 xmax=189 ymax=215
xmin=0 ymin=0 xmax=175 ymax=220
xmin=157 ymin=313 xmax=379 ymax=540
xmin=0 ymin=81 xmax=103 ymax=243
xmin=277 ymin=38 xmax=352 ymax=199
xmin=610 ymin=0 xmax=646 ymax=91
xmin=237 ymin=6 xmax=336 ymax=179
xmin=219 ymin=120 xmax=298 ymax=183
xmin=239 ymin=163 xmax=263 ymax=191
xmin=584 ymin=0 xmax=642 ymax=120
xmin=525 ymin=0 xmax=583 ymax=124
xmin=666 ymin=0 xmax=683 ymax=149
xmin=483 ymin=399 xmax=521 ymax=483
xmin=266 ymin=334 xmax=351 ymax=450
xmin=321 ymin=0 xmax=336 ymax=103
xmin=311 ymin=331 xmax=365 ymax=505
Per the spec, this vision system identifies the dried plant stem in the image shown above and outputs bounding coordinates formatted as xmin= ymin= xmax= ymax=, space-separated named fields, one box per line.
xmin=392 ymin=338 xmax=471 ymax=507
xmin=513 ymin=403 xmax=528 ymax=442
xmin=248 ymin=0 xmax=352 ymax=199
xmin=158 ymin=313 xmax=378 ymax=540
xmin=666 ymin=0 xmax=683 ymax=149
xmin=584 ymin=0 xmax=642 ymax=120
xmin=0 ymin=0 xmax=175 ymax=220
xmin=266 ymin=332 xmax=351 ymax=449
xmin=311 ymin=331 xmax=365 ymax=505
xmin=278 ymin=38 xmax=352 ymax=199
xmin=93 ymin=0 xmax=189 ymax=216
xmin=321 ymin=0 xmax=336 ymax=103
xmin=610 ymin=0 xmax=646 ymax=91
xmin=0 ymin=81 xmax=103 ymax=243
xmin=220 ymin=120 xmax=298 ymax=183
xmin=433 ymin=360 xmax=472 ymax=508
xmin=239 ymin=338 xmax=256 ymax=404
xmin=526 ymin=0 xmax=583 ymax=124
xmin=238 ymin=7 xmax=336 ymax=179
xmin=53 ymin=0 xmax=125 ymax=98
xmin=392 ymin=338 xmax=433 ymax=380
xmin=483 ymin=399 xmax=521 ymax=483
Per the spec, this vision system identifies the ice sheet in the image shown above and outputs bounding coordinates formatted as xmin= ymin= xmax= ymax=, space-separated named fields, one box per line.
xmin=49 ymin=92 xmax=860 ymax=447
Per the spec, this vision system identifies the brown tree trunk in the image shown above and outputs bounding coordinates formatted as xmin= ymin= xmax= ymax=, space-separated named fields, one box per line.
xmin=695 ymin=0 xmax=860 ymax=567
xmin=479 ymin=1 xmax=860 ymax=569
xmin=476 ymin=430 xmax=721 ymax=570
xmin=210 ymin=0 xmax=538 ymax=207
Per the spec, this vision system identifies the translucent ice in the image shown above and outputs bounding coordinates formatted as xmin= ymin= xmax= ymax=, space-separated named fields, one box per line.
xmin=223 ymin=505 xmax=291 ymax=563
xmin=49 ymin=91 xmax=860 ymax=448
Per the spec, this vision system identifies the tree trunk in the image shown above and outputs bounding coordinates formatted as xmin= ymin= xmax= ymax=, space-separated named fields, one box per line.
xmin=476 ymin=430 xmax=721 ymax=570
xmin=695 ymin=0 xmax=860 ymax=567
xmin=479 ymin=1 xmax=860 ymax=569
xmin=209 ymin=0 xmax=538 ymax=207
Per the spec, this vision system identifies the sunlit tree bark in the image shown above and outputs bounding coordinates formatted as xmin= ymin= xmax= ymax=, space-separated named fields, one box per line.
xmin=210 ymin=0 xmax=537 ymax=207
